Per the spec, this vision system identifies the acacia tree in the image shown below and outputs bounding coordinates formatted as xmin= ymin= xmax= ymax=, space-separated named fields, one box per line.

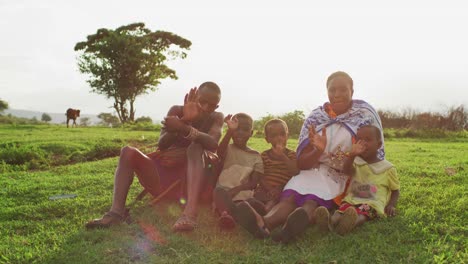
xmin=0 ymin=99 xmax=8 ymax=113
xmin=74 ymin=23 xmax=191 ymax=123
xmin=97 ymin=112 xmax=120 ymax=126
xmin=41 ymin=113 xmax=52 ymax=123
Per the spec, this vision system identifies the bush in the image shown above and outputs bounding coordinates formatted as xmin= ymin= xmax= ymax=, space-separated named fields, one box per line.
xmin=0 ymin=143 xmax=48 ymax=169
xmin=383 ymin=128 xmax=467 ymax=139
xmin=88 ymin=141 xmax=121 ymax=160
xmin=379 ymin=105 xmax=467 ymax=131
xmin=124 ymin=122 xmax=161 ymax=131
xmin=254 ymin=110 xmax=305 ymax=138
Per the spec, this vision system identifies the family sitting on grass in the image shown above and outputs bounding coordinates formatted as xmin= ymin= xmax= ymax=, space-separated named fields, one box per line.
xmin=86 ymin=71 xmax=400 ymax=243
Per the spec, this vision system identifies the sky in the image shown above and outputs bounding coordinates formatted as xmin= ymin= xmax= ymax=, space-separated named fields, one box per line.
xmin=1 ymin=0 xmax=467 ymax=120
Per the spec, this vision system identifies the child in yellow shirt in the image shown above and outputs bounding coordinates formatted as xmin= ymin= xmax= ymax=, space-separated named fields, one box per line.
xmin=315 ymin=125 xmax=400 ymax=235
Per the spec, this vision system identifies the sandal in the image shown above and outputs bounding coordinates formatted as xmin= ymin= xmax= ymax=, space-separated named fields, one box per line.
xmin=234 ymin=202 xmax=269 ymax=239
xmin=218 ymin=211 xmax=236 ymax=230
xmin=172 ymin=214 xmax=197 ymax=232
xmin=85 ymin=209 xmax=130 ymax=230
xmin=314 ymin=206 xmax=330 ymax=234
xmin=275 ymin=208 xmax=310 ymax=244
xmin=335 ymin=207 xmax=358 ymax=236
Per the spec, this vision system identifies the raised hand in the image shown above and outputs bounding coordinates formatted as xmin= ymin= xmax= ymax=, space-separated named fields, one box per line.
xmin=308 ymin=125 xmax=327 ymax=152
xmin=271 ymin=142 xmax=286 ymax=157
xmin=181 ymin=87 xmax=201 ymax=122
xmin=350 ymin=140 xmax=366 ymax=157
xmin=224 ymin=114 xmax=239 ymax=131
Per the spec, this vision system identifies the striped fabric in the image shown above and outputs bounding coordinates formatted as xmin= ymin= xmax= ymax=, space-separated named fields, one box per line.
xmin=261 ymin=148 xmax=297 ymax=187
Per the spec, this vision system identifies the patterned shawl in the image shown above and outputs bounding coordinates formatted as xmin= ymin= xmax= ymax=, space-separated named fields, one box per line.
xmin=297 ymin=99 xmax=385 ymax=160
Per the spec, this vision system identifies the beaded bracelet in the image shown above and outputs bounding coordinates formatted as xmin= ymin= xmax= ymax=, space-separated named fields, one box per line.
xmin=183 ymin=126 xmax=200 ymax=141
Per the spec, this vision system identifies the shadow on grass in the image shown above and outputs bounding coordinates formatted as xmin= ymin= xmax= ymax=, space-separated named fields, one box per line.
xmin=38 ymin=200 xmax=444 ymax=264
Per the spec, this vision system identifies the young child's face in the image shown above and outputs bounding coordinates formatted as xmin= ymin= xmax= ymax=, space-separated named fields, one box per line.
xmin=265 ymin=123 xmax=288 ymax=147
xmin=232 ymin=117 xmax=253 ymax=148
xmin=356 ymin=127 xmax=382 ymax=160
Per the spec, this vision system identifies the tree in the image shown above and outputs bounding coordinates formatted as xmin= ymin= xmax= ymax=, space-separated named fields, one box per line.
xmin=279 ymin=110 xmax=305 ymax=136
xmin=135 ymin=116 xmax=153 ymax=123
xmin=0 ymin=99 xmax=8 ymax=113
xmin=80 ymin=117 xmax=91 ymax=127
xmin=41 ymin=113 xmax=52 ymax=123
xmin=98 ymin=112 xmax=120 ymax=126
xmin=254 ymin=110 xmax=305 ymax=137
xmin=74 ymin=23 xmax=191 ymax=123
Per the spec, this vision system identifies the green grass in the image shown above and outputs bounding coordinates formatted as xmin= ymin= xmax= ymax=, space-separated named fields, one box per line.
xmin=0 ymin=125 xmax=159 ymax=172
xmin=0 ymin=124 xmax=467 ymax=263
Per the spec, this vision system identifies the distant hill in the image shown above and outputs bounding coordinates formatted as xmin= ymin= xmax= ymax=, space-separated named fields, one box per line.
xmin=3 ymin=109 xmax=101 ymax=125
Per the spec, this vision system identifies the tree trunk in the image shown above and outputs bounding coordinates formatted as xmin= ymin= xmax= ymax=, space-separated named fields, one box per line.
xmin=114 ymin=101 xmax=123 ymax=123
xmin=129 ymin=98 xmax=135 ymax=122
xmin=120 ymin=101 xmax=127 ymax=123
xmin=114 ymin=98 xmax=129 ymax=123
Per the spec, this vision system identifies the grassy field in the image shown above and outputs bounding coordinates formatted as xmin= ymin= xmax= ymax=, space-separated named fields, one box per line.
xmin=0 ymin=125 xmax=466 ymax=263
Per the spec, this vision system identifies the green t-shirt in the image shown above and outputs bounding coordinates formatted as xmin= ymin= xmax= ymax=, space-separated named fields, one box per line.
xmin=343 ymin=157 xmax=400 ymax=217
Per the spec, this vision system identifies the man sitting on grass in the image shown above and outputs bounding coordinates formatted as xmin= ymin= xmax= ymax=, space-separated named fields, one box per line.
xmin=86 ymin=82 xmax=224 ymax=232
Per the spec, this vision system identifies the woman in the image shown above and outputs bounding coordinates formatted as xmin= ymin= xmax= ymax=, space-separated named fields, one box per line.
xmin=234 ymin=71 xmax=384 ymax=242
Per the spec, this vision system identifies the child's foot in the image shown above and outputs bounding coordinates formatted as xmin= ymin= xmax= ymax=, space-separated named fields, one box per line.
xmin=172 ymin=214 xmax=197 ymax=232
xmin=213 ymin=187 xmax=236 ymax=214
xmin=335 ymin=207 xmax=358 ymax=236
xmin=218 ymin=211 xmax=236 ymax=230
xmin=314 ymin=206 xmax=330 ymax=234
xmin=85 ymin=209 xmax=131 ymax=229
xmin=277 ymin=208 xmax=310 ymax=244
xmin=234 ymin=201 xmax=269 ymax=239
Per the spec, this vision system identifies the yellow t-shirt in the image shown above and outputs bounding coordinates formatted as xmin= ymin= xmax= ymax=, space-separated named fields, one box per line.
xmin=343 ymin=157 xmax=400 ymax=217
xmin=217 ymin=144 xmax=264 ymax=201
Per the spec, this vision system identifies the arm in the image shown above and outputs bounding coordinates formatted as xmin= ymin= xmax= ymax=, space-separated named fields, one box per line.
xmin=167 ymin=112 xmax=223 ymax=152
xmin=158 ymin=105 xmax=183 ymax=150
xmin=271 ymin=145 xmax=300 ymax=176
xmin=342 ymin=155 xmax=356 ymax=176
xmin=343 ymin=140 xmax=366 ymax=176
xmin=227 ymin=171 xmax=262 ymax=198
xmin=217 ymin=114 xmax=238 ymax=160
xmin=217 ymin=129 xmax=232 ymax=161
xmin=385 ymin=189 xmax=400 ymax=216
xmin=297 ymin=125 xmax=327 ymax=170
xmin=297 ymin=146 xmax=323 ymax=170
xmin=160 ymin=87 xmax=223 ymax=152
xmin=195 ymin=112 xmax=224 ymax=152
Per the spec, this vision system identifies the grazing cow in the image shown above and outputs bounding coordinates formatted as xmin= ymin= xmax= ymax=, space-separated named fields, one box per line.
xmin=66 ymin=108 xmax=80 ymax=128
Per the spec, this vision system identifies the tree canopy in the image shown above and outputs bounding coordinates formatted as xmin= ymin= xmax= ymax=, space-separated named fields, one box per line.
xmin=0 ymin=99 xmax=8 ymax=113
xmin=97 ymin=112 xmax=120 ymax=126
xmin=74 ymin=23 xmax=191 ymax=123
xmin=41 ymin=113 xmax=52 ymax=123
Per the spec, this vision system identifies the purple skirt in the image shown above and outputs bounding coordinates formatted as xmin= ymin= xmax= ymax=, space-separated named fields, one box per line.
xmin=280 ymin=189 xmax=335 ymax=209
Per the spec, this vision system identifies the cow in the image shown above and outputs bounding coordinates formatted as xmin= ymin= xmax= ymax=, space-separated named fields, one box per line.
xmin=66 ymin=108 xmax=80 ymax=128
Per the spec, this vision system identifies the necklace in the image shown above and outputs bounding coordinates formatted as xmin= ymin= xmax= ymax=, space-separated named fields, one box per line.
xmin=327 ymin=125 xmax=350 ymax=169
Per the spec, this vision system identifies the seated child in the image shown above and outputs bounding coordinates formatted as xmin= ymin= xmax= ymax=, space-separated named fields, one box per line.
xmin=253 ymin=119 xmax=299 ymax=214
xmin=213 ymin=113 xmax=264 ymax=229
xmin=314 ymin=125 xmax=400 ymax=235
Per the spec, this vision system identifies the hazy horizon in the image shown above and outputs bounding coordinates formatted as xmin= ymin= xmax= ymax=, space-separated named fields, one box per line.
xmin=1 ymin=0 xmax=467 ymax=120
